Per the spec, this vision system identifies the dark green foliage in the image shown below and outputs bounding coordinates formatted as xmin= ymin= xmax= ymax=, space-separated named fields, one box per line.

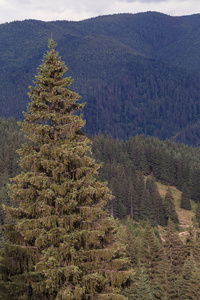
xmin=164 ymin=187 xmax=179 ymax=224
xmin=138 ymin=222 xmax=160 ymax=278
xmin=185 ymin=228 xmax=200 ymax=263
xmin=146 ymin=177 xmax=167 ymax=226
xmin=151 ymin=221 xmax=186 ymax=299
xmin=188 ymin=168 xmax=200 ymax=203
xmin=123 ymin=267 xmax=154 ymax=300
xmin=139 ymin=189 xmax=155 ymax=224
xmin=162 ymin=220 xmax=185 ymax=274
xmin=127 ymin=181 xmax=139 ymax=221
xmin=153 ymin=247 xmax=180 ymax=300
xmin=180 ymin=183 xmax=192 ymax=210
xmin=0 ymin=40 xmax=132 ymax=299
xmin=119 ymin=218 xmax=141 ymax=267
xmin=133 ymin=268 xmax=154 ymax=300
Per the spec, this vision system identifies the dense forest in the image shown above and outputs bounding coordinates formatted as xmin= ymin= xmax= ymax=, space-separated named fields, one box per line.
xmin=2 ymin=118 xmax=200 ymax=225
xmin=1 ymin=12 xmax=200 ymax=145
xmin=1 ymin=117 xmax=200 ymax=298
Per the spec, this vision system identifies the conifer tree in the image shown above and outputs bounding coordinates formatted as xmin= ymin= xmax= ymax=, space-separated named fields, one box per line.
xmin=127 ymin=181 xmax=139 ymax=221
xmin=133 ymin=267 xmax=154 ymax=300
xmin=138 ymin=222 xmax=160 ymax=278
xmin=164 ymin=187 xmax=179 ymax=224
xmin=140 ymin=189 xmax=155 ymax=224
xmin=162 ymin=220 xmax=185 ymax=274
xmin=179 ymin=255 xmax=200 ymax=300
xmin=185 ymin=227 xmax=200 ymax=264
xmin=146 ymin=176 xmax=166 ymax=226
xmin=123 ymin=267 xmax=154 ymax=300
xmin=180 ymin=182 xmax=191 ymax=210
xmin=0 ymin=39 xmax=132 ymax=299
xmin=119 ymin=217 xmax=140 ymax=267
xmin=153 ymin=247 xmax=179 ymax=300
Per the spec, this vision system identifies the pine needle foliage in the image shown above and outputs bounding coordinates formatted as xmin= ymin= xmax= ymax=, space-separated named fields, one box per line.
xmin=0 ymin=39 xmax=132 ymax=299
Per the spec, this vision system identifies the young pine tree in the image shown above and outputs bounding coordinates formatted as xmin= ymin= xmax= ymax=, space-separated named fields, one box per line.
xmin=0 ymin=39 xmax=132 ymax=300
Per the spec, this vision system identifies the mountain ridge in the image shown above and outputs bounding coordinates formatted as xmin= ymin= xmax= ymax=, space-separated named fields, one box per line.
xmin=1 ymin=12 xmax=200 ymax=144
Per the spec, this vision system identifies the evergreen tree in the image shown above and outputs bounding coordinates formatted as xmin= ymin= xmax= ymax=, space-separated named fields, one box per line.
xmin=188 ymin=167 xmax=200 ymax=203
xmin=123 ymin=267 xmax=154 ymax=300
xmin=164 ymin=187 xmax=179 ymax=224
xmin=119 ymin=217 xmax=141 ymax=267
xmin=153 ymin=220 xmax=185 ymax=299
xmin=139 ymin=189 xmax=155 ymax=224
xmin=185 ymin=227 xmax=200 ymax=265
xmin=133 ymin=267 xmax=154 ymax=300
xmin=146 ymin=176 xmax=166 ymax=226
xmin=162 ymin=220 xmax=185 ymax=274
xmin=134 ymin=171 xmax=145 ymax=200
xmin=0 ymin=39 xmax=132 ymax=299
xmin=180 ymin=182 xmax=191 ymax=210
xmin=179 ymin=255 xmax=200 ymax=300
xmin=138 ymin=222 xmax=160 ymax=278
xmin=160 ymin=148 xmax=172 ymax=185
xmin=153 ymin=247 xmax=179 ymax=300
xmin=127 ymin=181 xmax=139 ymax=221
xmin=111 ymin=167 xmax=127 ymax=219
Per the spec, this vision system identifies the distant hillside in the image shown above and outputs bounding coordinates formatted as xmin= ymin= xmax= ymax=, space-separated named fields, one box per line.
xmin=1 ymin=12 xmax=200 ymax=144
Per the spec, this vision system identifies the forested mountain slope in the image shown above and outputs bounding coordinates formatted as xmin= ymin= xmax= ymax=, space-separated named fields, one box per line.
xmin=1 ymin=118 xmax=200 ymax=298
xmin=1 ymin=118 xmax=199 ymax=228
xmin=1 ymin=12 xmax=200 ymax=144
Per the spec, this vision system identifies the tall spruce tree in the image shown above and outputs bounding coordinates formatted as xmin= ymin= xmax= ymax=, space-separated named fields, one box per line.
xmin=0 ymin=39 xmax=132 ymax=299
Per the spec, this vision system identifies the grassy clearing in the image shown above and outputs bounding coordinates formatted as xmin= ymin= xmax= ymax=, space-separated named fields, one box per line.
xmin=156 ymin=181 xmax=196 ymax=229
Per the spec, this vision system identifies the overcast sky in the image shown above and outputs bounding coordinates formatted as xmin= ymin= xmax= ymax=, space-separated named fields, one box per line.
xmin=0 ymin=0 xmax=200 ymax=24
